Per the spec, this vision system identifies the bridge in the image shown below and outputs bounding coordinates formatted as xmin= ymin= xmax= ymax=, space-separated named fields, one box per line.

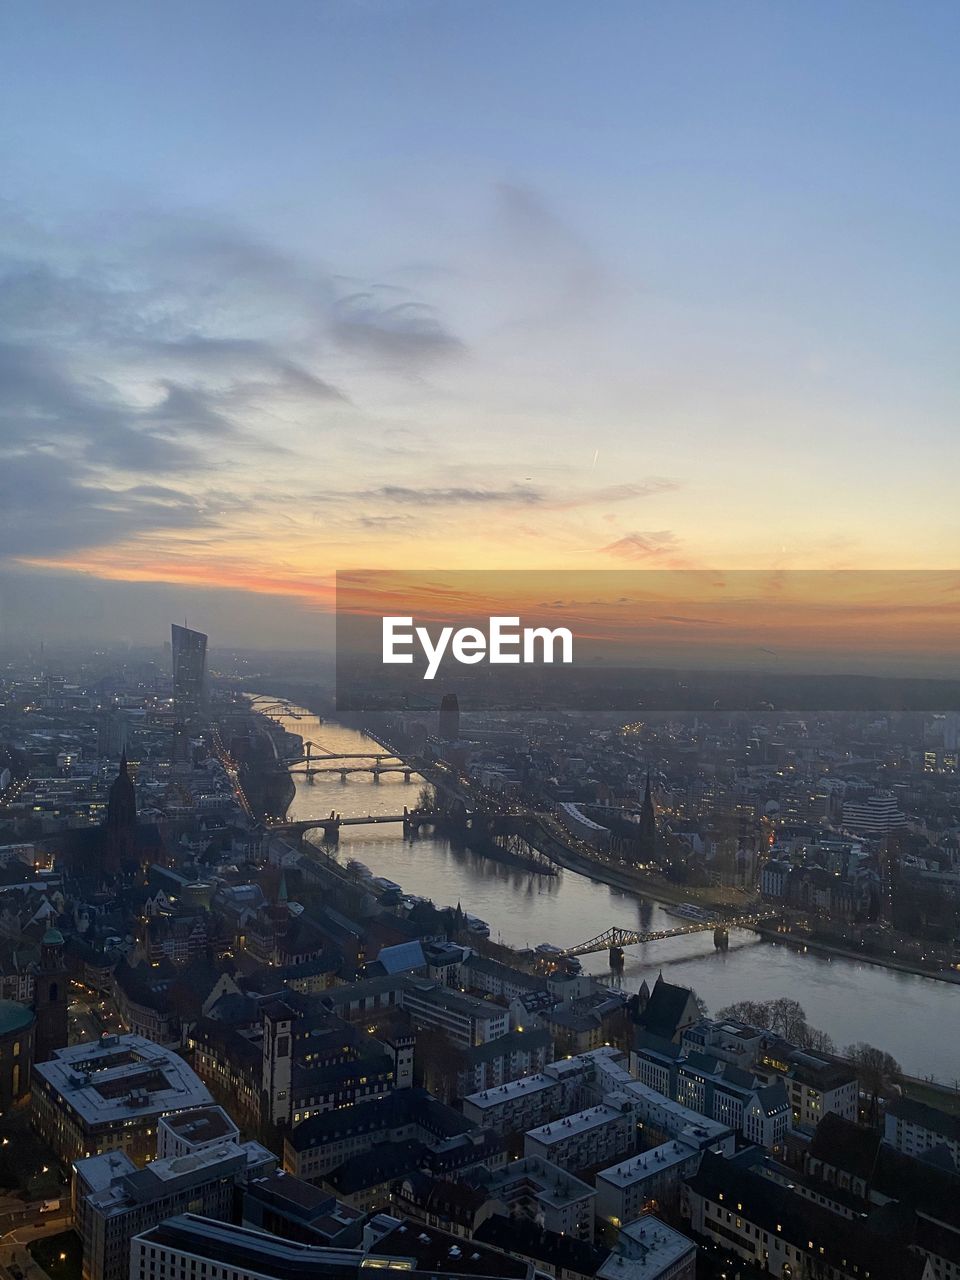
xmin=561 ymin=911 xmax=779 ymax=966
xmin=247 ymin=694 xmax=307 ymax=720
xmin=284 ymin=741 xmax=412 ymax=781
xmin=264 ymin=806 xmax=433 ymax=840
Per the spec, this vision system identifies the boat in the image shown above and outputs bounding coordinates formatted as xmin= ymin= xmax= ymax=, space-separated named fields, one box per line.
xmin=663 ymin=902 xmax=712 ymax=923
xmin=464 ymin=914 xmax=490 ymax=936
xmin=372 ymin=876 xmax=403 ymax=901
xmin=346 ymin=860 xmax=373 ymax=880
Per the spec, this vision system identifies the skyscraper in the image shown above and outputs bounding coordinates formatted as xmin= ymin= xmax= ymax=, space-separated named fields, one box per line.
xmin=171 ymin=624 xmax=208 ymax=723
xmin=438 ymin=693 xmax=460 ymax=741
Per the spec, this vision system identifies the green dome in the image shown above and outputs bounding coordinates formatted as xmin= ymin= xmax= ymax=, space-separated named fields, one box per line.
xmin=42 ymin=927 xmax=65 ymax=946
xmin=0 ymin=1000 xmax=35 ymax=1037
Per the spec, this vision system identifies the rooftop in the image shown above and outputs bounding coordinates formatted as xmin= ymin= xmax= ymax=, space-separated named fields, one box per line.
xmin=479 ymin=1155 xmax=595 ymax=1209
xmin=887 ymin=1094 xmax=960 ymax=1143
xmin=133 ymin=1215 xmax=367 ymax=1280
xmin=597 ymin=1217 xmax=696 ymax=1280
xmin=0 ymin=998 xmax=35 ymax=1036
xmin=82 ymin=1142 xmax=247 ymax=1217
xmin=374 ymin=1217 xmax=531 ymax=1278
xmin=32 ymin=1033 xmax=212 ymax=1126
xmin=596 ymin=1139 xmax=698 ymax=1188
xmin=526 ymin=1094 xmax=635 ymax=1148
xmin=158 ymin=1104 xmax=238 ymax=1145
xmin=465 ymin=1071 xmax=560 ymax=1112
xmin=246 ymin=1170 xmax=364 ymax=1235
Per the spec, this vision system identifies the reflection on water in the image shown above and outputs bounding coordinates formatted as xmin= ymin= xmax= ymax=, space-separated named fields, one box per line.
xmin=267 ymin=703 xmax=960 ymax=1085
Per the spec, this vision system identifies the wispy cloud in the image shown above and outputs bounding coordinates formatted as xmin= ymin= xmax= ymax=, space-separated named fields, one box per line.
xmin=600 ymin=530 xmax=681 ymax=561
xmin=332 ymin=291 xmax=463 ymax=365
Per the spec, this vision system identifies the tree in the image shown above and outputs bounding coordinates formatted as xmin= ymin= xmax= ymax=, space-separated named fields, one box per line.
xmin=716 ymin=996 xmax=834 ymax=1053
xmin=795 ymin=1023 xmax=836 ymax=1054
xmin=844 ymin=1042 xmax=902 ymax=1127
xmin=716 ymin=999 xmax=775 ymax=1029
xmin=766 ymin=997 xmax=809 ymax=1042
xmin=414 ymin=1028 xmax=467 ymax=1103
xmin=416 ymin=784 xmax=436 ymax=813
xmin=691 ymin=990 xmax=709 ymax=1019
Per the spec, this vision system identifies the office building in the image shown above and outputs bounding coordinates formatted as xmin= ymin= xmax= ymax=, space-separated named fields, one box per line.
xmin=156 ymin=1106 xmax=240 ymax=1159
xmin=284 ymin=1088 xmax=474 ymax=1182
xmin=31 ymin=1033 xmax=213 ymax=1165
xmin=131 ymin=1212 xmax=534 ymax=1280
xmin=74 ymin=1142 xmax=250 ymax=1280
xmin=438 ymin=694 xmax=460 ymax=742
xmin=841 ymin=791 xmax=905 ymax=836
xmin=399 ymin=980 xmax=509 ymax=1047
xmin=242 ymin=1170 xmax=365 ymax=1247
xmin=171 ymin=624 xmax=208 ymax=723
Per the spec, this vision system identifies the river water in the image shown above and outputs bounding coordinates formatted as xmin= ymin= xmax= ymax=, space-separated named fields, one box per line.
xmin=266 ymin=703 xmax=960 ymax=1085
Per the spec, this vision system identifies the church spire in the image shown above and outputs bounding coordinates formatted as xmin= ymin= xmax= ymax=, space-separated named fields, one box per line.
xmin=637 ymin=769 xmax=658 ymax=863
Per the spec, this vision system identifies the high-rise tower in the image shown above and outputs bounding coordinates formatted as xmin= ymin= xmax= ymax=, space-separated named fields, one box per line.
xmin=171 ymin=624 xmax=208 ymax=724
xmin=438 ymin=693 xmax=460 ymax=741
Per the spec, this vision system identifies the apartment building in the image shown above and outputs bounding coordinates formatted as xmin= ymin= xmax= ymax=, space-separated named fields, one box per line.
xmin=523 ymin=1092 xmax=638 ymax=1172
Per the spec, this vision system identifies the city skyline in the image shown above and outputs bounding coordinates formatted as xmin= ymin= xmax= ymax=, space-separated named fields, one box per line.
xmin=2 ymin=2 xmax=959 ymax=646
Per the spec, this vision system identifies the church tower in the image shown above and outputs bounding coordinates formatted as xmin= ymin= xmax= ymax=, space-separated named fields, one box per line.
xmin=637 ymin=771 xmax=659 ymax=862
xmin=33 ymin=927 xmax=68 ymax=1064
xmin=104 ymin=751 xmax=137 ymax=871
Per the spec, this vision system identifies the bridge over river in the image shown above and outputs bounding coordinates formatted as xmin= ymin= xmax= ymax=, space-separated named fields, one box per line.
xmin=264 ymin=806 xmax=434 ymax=838
xmin=284 ymin=742 xmax=416 ymax=781
xmin=560 ymin=911 xmax=780 ymax=965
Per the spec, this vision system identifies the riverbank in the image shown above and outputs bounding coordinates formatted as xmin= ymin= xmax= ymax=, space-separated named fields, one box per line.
xmin=755 ymin=927 xmax=960 ymax=987
xmin=526 ymin=820 xmax=751 ymax=913
xmin=257 ymin=700 xmax=960 ymax=1000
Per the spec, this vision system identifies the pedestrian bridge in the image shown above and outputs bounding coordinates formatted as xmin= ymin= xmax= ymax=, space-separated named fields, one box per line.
xmin=561 ymin=911 xmax=779 ymax=962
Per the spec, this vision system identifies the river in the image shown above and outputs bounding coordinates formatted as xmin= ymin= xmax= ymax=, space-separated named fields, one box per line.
xmin=264 ymin=702 xmax=960 ymax=1085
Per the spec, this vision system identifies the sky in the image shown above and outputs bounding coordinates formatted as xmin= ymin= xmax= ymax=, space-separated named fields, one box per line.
xmin=0 ymin=1 xmax=958 ymax=648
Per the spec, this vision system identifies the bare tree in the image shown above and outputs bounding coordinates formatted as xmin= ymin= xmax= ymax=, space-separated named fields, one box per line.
xmin=716 ymin=999 xmax=775 ymax=1029
xmin=414 ymin=1028 xmax=467 ymax=1103
xmin=717 ymin=997 xmax=834 ymax=1053
xmin=844 ymin=1042 xmax=902 ymax=1127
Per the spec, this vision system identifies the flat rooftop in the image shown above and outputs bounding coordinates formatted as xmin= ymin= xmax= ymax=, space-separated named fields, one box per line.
xmin=372 ymin=1218 xmax=530 ymax=1278
xmin=134 ymin=1215 xmax=365 ymax=1280
xmin=482 ymin=1156 xmax=595 ymax=1209
xmin=597 ymin=1217 xmax=696 ymax=1280
xmin=245 ymin=1170 xmax=360 ymax=1228
xmin=597 ymin=1139 xmax=698 ymax=1187
xmin=526 ymin=1095 xmax=634 ymax=1147
xmin=159 ymin=1105 xmax=239 ymax=1144
xmin=33 ymin=1034 xmax=213 ymax=1127
xmin=465 ymin=1072 xmax=560 ymax=1112
xmin=84 ymin=1142 xmax=247 ymax=1217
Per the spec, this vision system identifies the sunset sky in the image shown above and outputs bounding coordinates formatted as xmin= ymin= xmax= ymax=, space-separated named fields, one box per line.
xmin=1 ymin=1 xmax=958 ymax=647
